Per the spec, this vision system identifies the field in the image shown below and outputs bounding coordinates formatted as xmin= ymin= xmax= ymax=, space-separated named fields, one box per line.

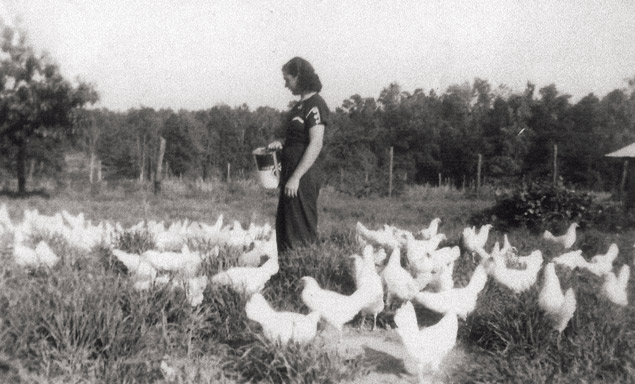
xmin=0 ymin=179 xmax=634 ymax=383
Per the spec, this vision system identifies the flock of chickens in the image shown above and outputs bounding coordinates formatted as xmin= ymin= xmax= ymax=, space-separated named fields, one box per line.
xmin=1 ymin=203 xmax=632 ymax=383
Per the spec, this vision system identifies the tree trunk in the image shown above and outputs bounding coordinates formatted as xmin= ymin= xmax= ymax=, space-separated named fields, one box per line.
xmin=154 ymin=136 xmax=166 ymax=195
xmin=139 ymin=135 xmax=146 ymax=182
xmin=17 ymin=139 xmax=27 ymax=194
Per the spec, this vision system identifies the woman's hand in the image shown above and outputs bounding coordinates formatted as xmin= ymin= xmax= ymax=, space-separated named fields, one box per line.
xmin=285 ymin=176 xmax=300 ymax=198
xmin=267 ymin=140 xmax=283 ymax=151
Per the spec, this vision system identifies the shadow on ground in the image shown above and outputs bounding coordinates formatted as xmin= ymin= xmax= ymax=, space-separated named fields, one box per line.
xmin=0 ymin=189 xmax=50 ymax=199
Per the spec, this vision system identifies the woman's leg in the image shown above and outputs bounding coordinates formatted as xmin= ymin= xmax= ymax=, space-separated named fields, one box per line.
xmin=276 ymin=172 xmax=319 ymax=251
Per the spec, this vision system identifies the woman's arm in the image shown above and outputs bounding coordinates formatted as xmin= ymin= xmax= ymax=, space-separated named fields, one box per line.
xmin=284 ymin=124 xmax=324 ymax=198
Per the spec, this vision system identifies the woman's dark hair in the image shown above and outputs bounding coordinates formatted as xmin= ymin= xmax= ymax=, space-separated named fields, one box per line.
xmin=282 ymin=57 xmax=322 ymax=93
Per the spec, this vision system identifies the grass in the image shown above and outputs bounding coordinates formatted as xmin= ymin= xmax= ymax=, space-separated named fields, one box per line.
xmin=0 ymin=179 xmax=634 ymax=383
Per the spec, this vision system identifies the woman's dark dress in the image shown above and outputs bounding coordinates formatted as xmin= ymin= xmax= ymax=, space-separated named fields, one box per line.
xmin=276 ymin=93 xmax=329 ymax=253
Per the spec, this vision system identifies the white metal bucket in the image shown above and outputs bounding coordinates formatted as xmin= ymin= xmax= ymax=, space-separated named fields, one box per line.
xmin=252 ymin=147 xmax=280 ymax=189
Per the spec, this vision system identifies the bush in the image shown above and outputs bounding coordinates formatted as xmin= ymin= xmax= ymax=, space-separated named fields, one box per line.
xmin=471 ymin=180 xmax=596 ymax=233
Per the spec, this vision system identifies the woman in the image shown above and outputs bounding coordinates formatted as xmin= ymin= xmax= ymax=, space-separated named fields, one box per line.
xmin=268 ymin=57 xmax=329 ymax=253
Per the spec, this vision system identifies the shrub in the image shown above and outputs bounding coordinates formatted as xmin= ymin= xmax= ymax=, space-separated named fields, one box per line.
xmin=471 ymin=180 xmax=595 ymax=233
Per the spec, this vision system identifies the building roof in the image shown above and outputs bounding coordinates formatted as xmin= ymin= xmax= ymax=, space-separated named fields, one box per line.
xmin=606 ymin=143 xmax=635 ymax=158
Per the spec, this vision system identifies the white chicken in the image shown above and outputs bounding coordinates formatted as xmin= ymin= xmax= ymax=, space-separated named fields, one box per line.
xmin=601 ymin=265 xmax=630 ymax=306
xmin=429 ymin=246 xmax=461 ymax=271
xmin=61 ymin=210 xmax=85 ymax=231
xmin=355 ymin=222 xmax=400 ymax=250
xmin=111 ymin=248 xmax=157 ymax=281
xmin=413 ymin=265 xmax=488 ymax=319
xmin=352 ymin=245 xmax=385 ymax=330
xmin=219 ymin=220 xmax=254 ymax=249
xmin=381 ymin=247 xmax=419 ymax=307
xmin=474 ymin=245 xmax=505 ymax=267
xmin=543 ymin=222 xmax=578 ymax=249
xmin=388 ymin=225 xmax=416 ymax=248
xmin=300 ymin=276 xmax=376 ymax=335
xmin=462 ymin=224 xmax=493 ymax=254
xmin=412 ymin=247 xmax=460 ymax=292
xmin=142 ymin=244 xmax=203 ymax=277
xmin=580 ymin=244 xmax=618 ymax=277
xmin=34 ymin=241 xmax=60 ymax=268
xmin=375 ymin=247 xmax=388 ymax=265
xmin=245 ymin=292 xmax=320 ymax=345
xmin=422 ymin=260 xmax=456 ymax=293
xmin=406 ymin=234 xmax=447 ymax=272
xmin=154 ymin=224 xmax=187 ymax=251
xmin=590 ymin=243 xmax=619 ymax=266
xmin=552 ymin=250 xmax=586 ymax=269
xmin=419 ymin=217 xmax=441 ymax=240
xmin=538 ymin=263 xmax=576 ymax=333
xmin=394 ymin=301 xmax=458 ymax=383
xmin=238 ymin=234 xmax=278 ymax=267
xmin=190 ymin=214 xmax=224 ymax=244
xmin=484 ymin=250 xmax=543 ymax=293
xmin=210 ymin=255 xmax=279 ymax=295
xmin=13 ymin=231 xmax=60 ymax=268
xmin=553 ymin=247 xmax=616 ymax=277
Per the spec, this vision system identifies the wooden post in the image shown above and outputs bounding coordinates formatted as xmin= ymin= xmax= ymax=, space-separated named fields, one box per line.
xmin=388 ymin=146 xmax=393 ymax=197
xmin=227 ymin=163 xmax=231 ymax=183
xmin=154 ymin=136 xmax=166 ymax=195
xmin=28 ymin=159 xmax=35 ymax=183
xmin=89 ymin=153 xmax=95 ymax=184
xmin=477 ymin=154 xmax=482 ymax=198
xmin=620 ymin=159 xmax=629 ymax=200
xmin=553 ymin=143 xmax=558 ymax=186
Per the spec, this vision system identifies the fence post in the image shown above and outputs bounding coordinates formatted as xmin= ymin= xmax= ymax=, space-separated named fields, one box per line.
xmin=438 ymin=172 xmax=441 ymax=187
xmin=227 ymin=163 xmax=231 ymax=183
xmin=388 ymin=146 xmax=393 ymax=197
xmin=477 ymin=154 xmax=482 ymax=198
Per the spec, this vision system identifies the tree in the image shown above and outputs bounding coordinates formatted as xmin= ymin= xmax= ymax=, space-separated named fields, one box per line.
xmin=126 ymin=107 xmax=162 ymax=182
xmin=0 ymin=23 xmax=98 ymax=193
xmin=161 ymin=112 xmax=199 ymax=177
xmin=97 ymin=111 xmax=138 ymax=179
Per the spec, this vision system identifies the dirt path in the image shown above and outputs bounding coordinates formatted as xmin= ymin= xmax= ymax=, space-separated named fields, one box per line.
xmin=318 ymin=326 xmax=466 ymax=384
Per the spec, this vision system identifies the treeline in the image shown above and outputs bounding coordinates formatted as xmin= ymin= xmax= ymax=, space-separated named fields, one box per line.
xmin=2 ymin=23 xmax=635 ymax=195
xmin=62 ymin=78 xmax=635 ymax=195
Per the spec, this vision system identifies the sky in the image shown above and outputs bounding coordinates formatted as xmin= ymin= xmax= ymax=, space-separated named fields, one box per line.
xmin=3 ymin=0 xmax=635 ymax=112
